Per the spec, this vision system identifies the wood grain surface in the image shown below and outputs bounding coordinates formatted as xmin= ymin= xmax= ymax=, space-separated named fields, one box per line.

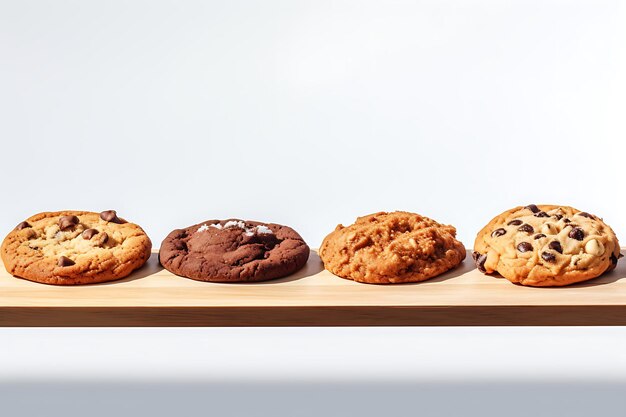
xmin=2 ymin=250 xmax=626 ymax=326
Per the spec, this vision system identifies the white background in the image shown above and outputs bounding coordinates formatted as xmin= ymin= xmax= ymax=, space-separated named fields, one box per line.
xmin=2 ymin=1 xmax=626 ymax=416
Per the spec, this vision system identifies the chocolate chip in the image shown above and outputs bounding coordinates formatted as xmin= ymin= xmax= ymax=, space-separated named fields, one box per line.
xmin=491 ymin=228 xmax=506 ymax=237
xmin=517 ymin=242 xmax=533 ymax=252
xmin=568 ymin=227 xmax=585 ymax=241
xmin=473 ymin=251 xmax=487 ymax=273
xmin=534 ymin=211 xmax=549 ymax=218
xmin=174 ymin=240 xmax=187 ymax=251
xmin=526 ymin=204 xmax=540 ymax=213
xmin=507 ymin=220 xmax=523 ymax=226
xmin=82 ymin=228 xmax=99 ymax=240
xmin=553 ymin=214 xmax=563 ymax=221
xmin=549 ymin=241 xmax=563 ymax=254
xmin=541 ymin=252 xmax=556 ymax=262
xmin=578 ymin=212 xmax=595 ymax=219
xmin=57 ymin=256 xmax=75 ymax=267
xmin=563 ymin=218 xmax=571 ymax=223
xmin=16 ymin=221 xmax=31 ymax=230
xmin=534 ymin=234 xmax=546 ymax=240
xmin=518 ymin=224 xmax=534 ymax=234
xmin=58 ymin=215 xmax=79 ymax=231
xmin=100 ymin=210 xmax=122 ymax=223
xmin=95 ymin=232 xmax=109 ymax=246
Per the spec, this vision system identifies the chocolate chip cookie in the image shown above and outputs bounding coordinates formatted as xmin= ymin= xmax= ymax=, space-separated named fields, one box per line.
xmin=1 ymin=210 xmax=152 ymax=285
xmin=473 ymin=204 xmax=621 ymax=286
xmin=319 ymin=211 xmax=466 ymax=284
xmin=159 ymin=219 xmax=310 ymax=282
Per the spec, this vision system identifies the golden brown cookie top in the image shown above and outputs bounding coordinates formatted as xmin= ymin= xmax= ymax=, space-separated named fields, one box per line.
xmin=473 ymin=204 xmax=620 ymax=286
xmin=319 ymin=211 xmax=466 ymax=284
xmin=1 ymin=210 xmax=152 ymax=285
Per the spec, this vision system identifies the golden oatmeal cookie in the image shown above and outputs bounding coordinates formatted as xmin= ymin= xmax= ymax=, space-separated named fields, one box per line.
xmin=319 ymin=211 xmax=466 ymax=284
xmin=473 ymin=204 xmax=620 ymax=286
xmin=1 ymin=210 xmax=152 ymax=285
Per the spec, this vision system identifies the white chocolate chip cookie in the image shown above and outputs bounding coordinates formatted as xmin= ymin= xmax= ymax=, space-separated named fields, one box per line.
xmin=473 ymin=205 xmax=621 ymax=286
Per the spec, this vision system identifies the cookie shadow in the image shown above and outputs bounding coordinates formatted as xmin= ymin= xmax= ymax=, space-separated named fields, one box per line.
xmin=423 ymin=255 xmax=478 ymax=284
xmin=95 ymin=253 xmax=164 ymax=286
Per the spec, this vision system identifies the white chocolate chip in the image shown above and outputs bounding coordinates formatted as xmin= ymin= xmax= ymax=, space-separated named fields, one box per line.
xmin=223 ymin=220 xmax=246 ymax=229
xmin=409 ymin=238 xmax=417 ymax=248
xmin=201 ymin=221 xmax=274 ymax=237
xmin=584 ymin=239 xmax=605 ymax=256
xmin=255 ymin=225 xmax=273 ymax=235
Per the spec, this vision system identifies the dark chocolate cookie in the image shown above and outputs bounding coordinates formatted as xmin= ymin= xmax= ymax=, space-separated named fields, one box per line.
xmin=159 ymin=219 xmax=310 ymax=282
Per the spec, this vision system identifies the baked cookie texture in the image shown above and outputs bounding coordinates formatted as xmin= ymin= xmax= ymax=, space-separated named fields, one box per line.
xmin=473 ymin=204 xmax=621 ymax=286
xmin=319 ymin=211 xmax=466 ymax=284
xmin=1 ymin=210 xmax=152 ymax=285
xmin=159 ymin=219 xmax=310 ymax=282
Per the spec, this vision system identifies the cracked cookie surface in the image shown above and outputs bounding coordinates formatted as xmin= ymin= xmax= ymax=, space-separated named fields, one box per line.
xmin=1 ymin=210 xmax=152 ymax=285
xmin=319 ymin=211 xmax=466 ymax=284
xmin=159 ymin=219 xmax=310 ymax=282
xmin=473 ymin=204 xmax=621 ymax=286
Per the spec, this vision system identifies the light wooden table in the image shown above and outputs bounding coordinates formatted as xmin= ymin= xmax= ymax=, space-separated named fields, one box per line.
xmin=2 ymin=250 xmax=626 ymax=326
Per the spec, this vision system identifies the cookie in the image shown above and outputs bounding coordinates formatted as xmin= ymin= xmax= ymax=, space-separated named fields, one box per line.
xmin=319 ymin=211 xmax=466 ymax=284
xmin=159 ymin=219 xmax=310 ymax=282
xmin=473 ymin=204 xmax=621 ymax=286
xmin=1 ymin=210 xmax=152 ymax=285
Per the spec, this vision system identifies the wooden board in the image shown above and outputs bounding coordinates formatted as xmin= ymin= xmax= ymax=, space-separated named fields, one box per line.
xmin=2 ymin=250 xmax=626 ymax=326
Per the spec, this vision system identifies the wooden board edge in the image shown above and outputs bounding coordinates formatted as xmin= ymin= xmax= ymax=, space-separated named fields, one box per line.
xmin=2 ymin=305 xmax=626 ymax=327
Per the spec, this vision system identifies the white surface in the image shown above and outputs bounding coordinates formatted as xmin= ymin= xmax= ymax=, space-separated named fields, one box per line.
xmin=2 ymin=1 xmax=626 ymax=415
xmin=3 ymin=327 xmax=626 ymax=382
xmin=2 ymin=327 xmax=626 ymax=417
